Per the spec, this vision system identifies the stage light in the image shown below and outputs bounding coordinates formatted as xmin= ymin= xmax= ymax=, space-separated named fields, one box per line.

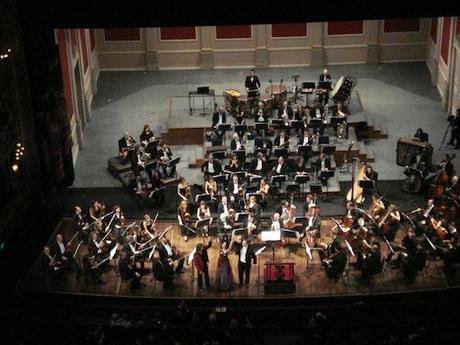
xmin=11 ymin=164 xmax=19 ymax=172
xmin=17 ymin=143 xmax=21 ymax=147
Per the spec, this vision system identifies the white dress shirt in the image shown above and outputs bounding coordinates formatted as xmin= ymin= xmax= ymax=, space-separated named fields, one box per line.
xmin=240 ymin=245 xmax=248 ymax=263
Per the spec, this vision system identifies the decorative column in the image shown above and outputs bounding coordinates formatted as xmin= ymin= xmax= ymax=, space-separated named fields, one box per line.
xmin=200 ymin=26 xmax=214 ymax=70
xmin=254 ymin=24 xmax=268 ymax=68
xmin=366 ymin=20 xmax=380 ymax=64
xmin=145 ymin=28 xmax=159 ymax=71
xmin=309 ymin=22 xmax=324 ymax=67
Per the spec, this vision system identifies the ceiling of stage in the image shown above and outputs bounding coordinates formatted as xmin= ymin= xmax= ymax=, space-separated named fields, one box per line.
xmin=17 ymin=0 xmax=460 ymax=28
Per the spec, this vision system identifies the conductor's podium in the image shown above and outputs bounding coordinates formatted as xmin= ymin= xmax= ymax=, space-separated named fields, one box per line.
xmin=264 ymin=262 xmax=296 ymax=294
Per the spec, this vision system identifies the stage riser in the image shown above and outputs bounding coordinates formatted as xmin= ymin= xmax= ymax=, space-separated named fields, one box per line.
xmin=167 ymin=127 xmax=206 ymax=145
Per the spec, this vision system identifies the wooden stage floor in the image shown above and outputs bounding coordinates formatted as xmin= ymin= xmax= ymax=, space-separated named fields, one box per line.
xmin=20 ymin=219 xmax=458 ymax=301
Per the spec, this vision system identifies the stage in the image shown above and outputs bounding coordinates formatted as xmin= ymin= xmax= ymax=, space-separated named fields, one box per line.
xmin=19 ymin=218 xmax=459 ymax=303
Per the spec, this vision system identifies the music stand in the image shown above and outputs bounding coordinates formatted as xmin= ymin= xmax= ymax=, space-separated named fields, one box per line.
xmin=330 ymin=116 xmax=344 ymax=127
xmin=310 ymin=183 xmax=322 ymax=196
xmin=249 ymin=175 xmax=263 ymax=185
xmin=214 ymin=174 xmax=226 ymax=195
xmin=318 ymin=81 xmax=331 ymax=90
xmin=234 ymin=124 xmax=248 ymax=135
xmin=302 ymin=81 xmax=316 ymax=90
xmin=255 ymin=122 xmax=268 ymax=133
xmin=261 ymin=230 xmax=281 ymax=262
xmin=235 ymin=213 xmax=249 ymax=223
xmin=217 ymin=123 xmax=232 ymax=132
xmin=294 ymin=174 xmax=310 ymax=192
xmin=323 ymin=145 xmax=336 ymax=157
xmin=294 ymin=216 xmax=309 ymax=225
xmin=308 ymin=118 xmax=322 ymax=129
xmin=271 ymin=119 xmax=285 ymax=128
xmin=274 ymin=148 xmax=288 ymax=157
xmin=231 ymin=171 xmax=246 ymax=182
xmin=318 ymin=136 xmax=330 ymax=146
xmin=297 ymin=145 xmax=312 ymax=158
xmin=290 ymin=120 xmax=304 ymax=130
xmin=254 ymin=148 xmax=268 ymax=157
xmin=271 ymin=175 xmax=287 ymax=184
xmin=212 ymin=151 xmax=226 ymax=161
xmin=286 ymin=183 xmax=300 ymax=196
xmin=195 ymin=193 xmax=212 ymax=204
xmin=255 ymin=245 xmax=267 ymax=286
xmin=195 ymin=218 xmax=212 ymax=231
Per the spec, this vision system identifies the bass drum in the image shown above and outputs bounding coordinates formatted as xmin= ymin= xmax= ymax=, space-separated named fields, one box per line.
xmin=223 ymin=89 xmax=241 ymax=113
xmin=331 ymin=75 xmax=356 ymax=103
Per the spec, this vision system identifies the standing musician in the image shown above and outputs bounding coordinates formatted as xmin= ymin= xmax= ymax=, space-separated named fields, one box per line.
xmin=118 ymin=132 xmax=136 ymax=159
xmin=315 ymin=152 xmax=331 ymax=186
xmin=271 ymin=156 xmax=289 ymax=176
xmin=140 ymin=124 xmax=158 ymax=157
xmin=245 ymin=69 xmax=261 ymax=115
xmin=322 ymin=241 xmax=347 ymax=282
xmin=157 ymin=236 xmax=185 ymax=274
xmin=234 ymin=238 xmax=257 ymax=288
xmin=249 ymin=152 xmax=266 ymax=176
xmin=51 ymin=233 xmax=71 ymax=270
xmin=201 ymin=153 xmax=222 ymax=178
xmin=448 ymin=109 xmax=460 ymax=148
xmin=318 ymin=68 xmax=332 ymax=105
xmin=152 ymin=250 xmax=174 ymax=290
xmin=118 ymin=251 xmax=142 ymax=289
xmin=197 ymin=201 xmax=212 ymax=237
xmin=212 ymin=106 xmax=227 ymax=136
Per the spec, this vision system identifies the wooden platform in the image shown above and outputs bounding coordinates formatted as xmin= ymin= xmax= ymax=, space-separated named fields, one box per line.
xmin=20 ymin=218 xmax=458 ymax=301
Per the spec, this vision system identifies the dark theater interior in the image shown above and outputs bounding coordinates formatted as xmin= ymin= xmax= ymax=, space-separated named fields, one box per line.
xmin=1 ymin=1 xmax=460 ymax=344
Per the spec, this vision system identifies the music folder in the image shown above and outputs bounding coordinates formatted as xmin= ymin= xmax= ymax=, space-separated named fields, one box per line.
xmin=255 ymin=122 xmax=268 ymax=131
xmin=271 ymin=119 xmax=284 ymax=127
xmin=271 ymin=175 xmax=287 ymax=184
xmin=195 ymin=193 xmax=212 ymax=204
xmin=297 ymin=145 xmax=312 ymax=156
xmin=286 ymin=183 xmax=300 ymax=193
xmin=290 ymin=120 xmax=303 ymax=129
xmin=195 ymin=218 xmax=211 ymax=228
xmin=274 ymin=148 xmax=288 ymax=157
xmin=168 ymin=157 xmax=180 ymax=166
xmin=319 ymin=169 xmax=335 ymax=179
xmin=308 ymin=118 xmax=322 ymax=129
xmin=213 ymin=174 xmax=226 ymax=184
xmin=235 ymin=213 xmax=249 ymax=223
xmin=261 ymin=230 xmax=281 ymax=242
xmin=217 ymin=123 xmax=231 ymax=132
xmin=212 ymin=151 xmax=226 ymax=160
xmin=254 ymin=148 xmax=268 ymax=156
xmin=294 ymin=216 xmax=309 ymax=225
xmin=294 ymin=174 xmax=310 ymax=184
xmin=234 ymin=124 xmax=248 ymax=133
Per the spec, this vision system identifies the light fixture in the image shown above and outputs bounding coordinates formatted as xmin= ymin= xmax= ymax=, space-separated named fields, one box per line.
xmin=11 ymin=164 xmax=19 ymax=172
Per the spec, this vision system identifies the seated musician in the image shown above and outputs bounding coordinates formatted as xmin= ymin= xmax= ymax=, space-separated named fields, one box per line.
xmin=41 ymin=245 xmax=63 ymax=275
xmin=140 ymin=124 xmax=158 ymax=155
xmin=73 ymin=205 xmax=88 ymax=238
xmin=255 ymin=136 xmax=273 ymax=154
xmin=204 ymin=175 xmax=218 ymax=200
xmin=322 ymin=242 xmax=347 ymax=282
xmin=197 ymin=200 xmax=212 ymax=237
xmin=311 ymin=100 xmax=324 ymax=120
xmin=413 ymin=198 xmax=436 ymax=223
xmin=201 ymin=153 xmax=222 ymax=178
xmin=257 ymin=178 xmax=270 ymax=209
xmin=342 ymin=201 xmax=359 ymax=231
xmin=277 ymin=199 xmax=295 ymax=229
xmin=152 ymin=250 xmax=174 ymax=290
xmin=158 ymin=142 xmax=175 ymax=178
xmin=118 ymin=251 xmax=142 ymax=289
xmin=218 ymin=196 xmax=231 ymax=217
xmin=441 ymin=224 xmax=460 ymax=272
xmin=379 ymin=204 xmax=401 ymax=241
xmin=425 ymin=154 xmax=455 ymax=184
xmin=271 ymin=213 xmax=282 ymax=231
xmin=362 ymin=164 xmax=378 ymax=195
xmin=315 ymin=152 xmax=331 ymax=186
xmin=118 ymin=132 xmax=136 ymax=159
xmin=249 ymin=152 xmax=265 ymax=176
xmin=177 ymin=177 xmax=189 ymax=202
xmin=142 ymin=214 xmax=155 ymax=234
xmin=234 ymin=112 xmax=246 ymax=138
xmin=255 ymin=101 xmax=270 ymax=123
xmin=88 ymin=200 xmax=105 ymax=223
xmin=445 ymin=175 xmax=460 ymax=206
xmin=332 ymin=102 xmax=347 ymax=117
xmin=304 ymin=194 xmax=316 ymax=214
xmin=228 ymin=154 xmax=242 ymax=172
xmin=51 ymin=233 xmax=71 ymax=269
xmin=299 ymin=206 xmax=321 ymax=245
xmin=246 ymin=195 xmax=261 ymax=222
xmin=278 ymin=100 xmax=293 ymax=120
xmin=293 ymin=102 xmax=304 ymax=121
xmin=368 ymin=194 xmax=385 ymax=220
xmin=298 ymin=130 xmax=313 ymax=147
xmin=386 ymin=227 xmax=418 ymax=270
xmin=158 ymin=236 xmax=185 ymax=274
xmin=274 ymin=130 xmax=289 ymax=149
xmin=245 ymin=212 xmax=258 ymax=237
xmin=230 ymin=133 xmax=245 ymax=151
xmin=212 ymin=106 xmax=227 ymax=128
xmin=295 ymin=155 xmax=307 ymax=175
xmin=271 ymin=156 xmax=289 ymax=176
xmin=178 ymin=200 xmax=193 ymax=242
xmin=88 ymin=231 xmax=104 ymax=257
xmin=217 ymin=211 xmax=234 ymax=243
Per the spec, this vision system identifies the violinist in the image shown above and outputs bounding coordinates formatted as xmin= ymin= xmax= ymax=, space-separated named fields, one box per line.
xmin=51 ymin=233 xmax=71 ymax=270
xmin=88 ymin=200 xmax=105 ymax=223
xmin=41 ymin=246 xmax=63 ymax=275
xmin=249 ymin=152 xmax=265 ymax=175
xmin=197 ymin=201 xmax=212 ymax=237
xmin=304 ymin=194 xmax=317 ymax=214
xmin=228 ymin=154 xmax=242 ymax=172
xmin=378 ymin=204 xmax=400 ymax=241
xmin=274 ymin=130 xmax=289 ymax=149
xmin=246 ymin=195 xmax=261 ymax=223
xmin=73 ymin=206 xmax=88 ymax=241
xmin=299 ymin=206 xmax=321 ymax=246
xmin=412 ymin=199 xmax=436 ymax=226
xmin=111 ymin=205 xmax=125 ymax=237
xmin=386 ymin=227 xmax=418 ymax=270
xmin=350 ymin=217 xmax=372 ymax=251
xmin=157 ymin=237 xmax=185 ymax=274
xmin=88 ymin=231 xmax=105 ymax=258
xmin=256 ymin=178 xmax=270 ymax=209
xmin=177 ymin=177 xmax=189 ymax=202
xmin=142 ymin=214 xmax=155 ymax=234
xmin=295 ymin=155 xmax=307 ymax=175
xmin=204 ymin=176 xmax=218 ymax=199
xmin=178 ymin=200 xmax=193 ymax=241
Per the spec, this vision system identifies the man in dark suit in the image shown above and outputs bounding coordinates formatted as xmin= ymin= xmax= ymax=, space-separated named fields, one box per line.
xmin=234 ymin=238 xmax=257 ymax=288
xmin=157 ymin=237 xmax=185 ymax=274
xmin=249 ymin=152 xmax=266 ymax=175
xmin=193 ymin=241 xmax=212 ymax=291
xmin=201 ymin=153 xmax=222 ymax=177
xmin=271 ymin=156 xmax=289 ymax=175
xmin=274 ymin=131 xmax=289 ymax=149
xmin=448 ymin=109 xmax=460 ymax=148
xmin=315 ymin=153 xmax=331 ymax=186
xmin=212 ymin=106 xmax=227 ymax=138
xmin=278 ymin=101 xmax=293 ymax=120
xmin=319 ymin=68 xmax=331 ymax=106
xmin=245 ymin=69 xmax=261 ymax=115
xmin=118 ymin=251 xmax=142 ymax=289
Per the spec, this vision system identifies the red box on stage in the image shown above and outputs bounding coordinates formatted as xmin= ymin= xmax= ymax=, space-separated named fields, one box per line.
xmin=263 ymin=262 xmax=296 ymax=294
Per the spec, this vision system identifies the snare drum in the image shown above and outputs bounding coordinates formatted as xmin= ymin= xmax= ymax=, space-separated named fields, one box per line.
xmin=223 ymin=89 xmax=241 ymax=113
xmin=265 ymin=84 xmax=287 ymax=108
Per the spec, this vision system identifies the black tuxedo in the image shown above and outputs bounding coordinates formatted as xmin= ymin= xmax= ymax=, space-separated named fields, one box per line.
xmin=118 ymin=136 xmax=135 ymax=152
xmin=315 ymin=157 xmax=331 ymax=171
xmin=140 ymin=131 xmax=154 ymax=143
xmin=234 ymin=243 xmax=257 ymax=286
xmin=231 ymin=139 xmax=245 ymax=151
xmin=319 ymin=73 xmax=331 ymax=82
xmin=212 ymin=111 xmax=227 ymax=127
xmin=278 ymin=106 xmax=293 ymax=119
xmin=201 ymin=160 xmax=222 ymax=176
xmin=271 ymin=161 xmax=289 ymax=175
xmin=245 ymin=75 xmax=261 ymax=93
xmin=249 ymin=157 xmax=265 ymax=174
xmin=274 ymin=135 xmax=289 ymax=148
xmin=158 ymin=147 xmax=172 ymax=160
